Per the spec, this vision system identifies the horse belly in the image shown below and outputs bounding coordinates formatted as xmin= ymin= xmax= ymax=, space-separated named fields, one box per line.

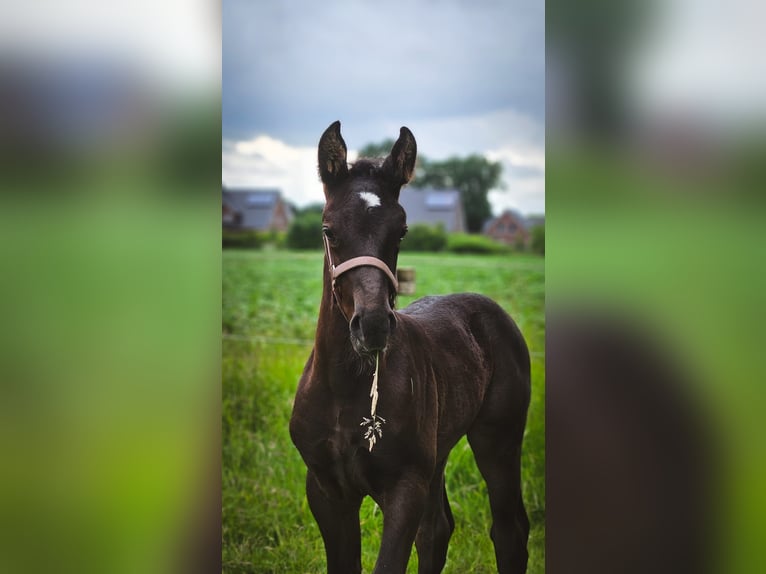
xmin=433 ymin=358 xmax=491 ymax=455
xmin=425 ymin=331 xmax=496 ymax=452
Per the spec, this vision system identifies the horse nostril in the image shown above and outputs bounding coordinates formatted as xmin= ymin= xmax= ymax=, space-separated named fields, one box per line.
xmin=350 ymin=314 xmax=362 ymax=334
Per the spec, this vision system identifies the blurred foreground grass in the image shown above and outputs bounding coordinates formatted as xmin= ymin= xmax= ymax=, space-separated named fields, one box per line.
xmin=547 ymin=145 xmax=766 ymax=574
xmin=0 ymin=194 xmax=220 ymax=574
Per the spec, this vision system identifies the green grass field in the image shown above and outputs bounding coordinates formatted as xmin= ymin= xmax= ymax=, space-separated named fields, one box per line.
xmin=223 ymin=250 xmax=545 ymax=573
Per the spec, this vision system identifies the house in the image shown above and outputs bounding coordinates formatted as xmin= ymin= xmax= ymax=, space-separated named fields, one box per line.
xmin=484 ymin=210 xmax=543 ymax=246
xmin=222 ymin=187 xmax=294 ymax=232
xmin=398 ymin=188 xmax=466 ymax=233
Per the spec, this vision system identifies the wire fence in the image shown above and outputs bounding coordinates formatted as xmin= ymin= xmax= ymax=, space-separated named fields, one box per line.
xmin=222 ymin=332 xmax=545 ymax=357
xmin=222 ymin=333 xmax=313 ymax=346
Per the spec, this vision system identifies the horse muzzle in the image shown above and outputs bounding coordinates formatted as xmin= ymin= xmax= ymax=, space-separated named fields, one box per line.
xmin=349 ymin=306 xmax=397 ymax=355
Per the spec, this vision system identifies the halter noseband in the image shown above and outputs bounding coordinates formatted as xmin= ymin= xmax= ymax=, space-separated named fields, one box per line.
xmin=323 ymin=234 xmax=399 ymax=319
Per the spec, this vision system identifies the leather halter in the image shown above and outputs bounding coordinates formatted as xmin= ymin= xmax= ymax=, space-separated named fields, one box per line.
xmin=323 ymin=234 xmax=399 ymax=320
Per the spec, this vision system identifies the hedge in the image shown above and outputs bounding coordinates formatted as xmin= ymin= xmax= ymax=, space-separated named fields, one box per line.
xmin=400 ymin=223 xmax=447 ymax=252
xmin=530 ymin=224 xmax=545 ymax=255
xmin=446 ymin=233 xmax=511 ymax=254
xmin=222 ymin=229 xmax=285 ymax=249
xmin=286 ymin=212 xmax=324 ymax=250
xmin=222 ymin=230 xmax=264 ymax=249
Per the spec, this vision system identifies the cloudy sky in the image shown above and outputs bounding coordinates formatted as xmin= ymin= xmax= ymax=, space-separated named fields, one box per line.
xmin=223 ymin=0 xmax=545 ymax=215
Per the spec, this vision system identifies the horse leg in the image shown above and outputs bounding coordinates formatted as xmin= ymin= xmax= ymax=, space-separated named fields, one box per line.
xmin=306 ymin=470 xmax=363 ymax=574
xmin=415 ymin=461 xmax=454 ymax=574
xmin=468 ymin=424 xmax=529 ymax=574
xmin=373 ymin=472 xmax=429 ymax=574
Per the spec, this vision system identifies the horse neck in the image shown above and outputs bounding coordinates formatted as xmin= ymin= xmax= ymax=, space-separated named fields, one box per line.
xmin=313 ymin=263 xmax=364 ymax=394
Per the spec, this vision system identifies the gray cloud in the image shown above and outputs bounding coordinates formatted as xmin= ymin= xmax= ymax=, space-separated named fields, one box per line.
xmin=223 ymin=0 xmax=544 ymax=214
xmin=223 ymin=0 xmax=544 ymax=146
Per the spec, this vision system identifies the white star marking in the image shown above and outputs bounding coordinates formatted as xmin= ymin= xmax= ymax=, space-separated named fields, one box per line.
xmin=358 ymin=191 xmax=381 ymax=209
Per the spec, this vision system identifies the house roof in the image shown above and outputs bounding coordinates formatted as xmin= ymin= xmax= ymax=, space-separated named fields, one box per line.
xmin=399 ymin=188 xmax=464 ymax=232
xmin=483 ymin=210 xmax=543 ymax=233
xmin=223 ymin=188 xmax=281 ymax=207
xmin=222 ymin=188 xmax=284 ymax=230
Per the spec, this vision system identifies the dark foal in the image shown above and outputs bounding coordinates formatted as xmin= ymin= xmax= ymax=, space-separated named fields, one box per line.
xmin=289 ymin=121 xmax=531 ymax=574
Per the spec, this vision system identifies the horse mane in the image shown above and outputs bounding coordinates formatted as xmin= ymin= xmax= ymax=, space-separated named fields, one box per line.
xmin=349 ymin=158 xmax=385 ymax=178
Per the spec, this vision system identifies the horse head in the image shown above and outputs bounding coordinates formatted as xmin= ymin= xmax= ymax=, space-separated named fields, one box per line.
xmin=318 ymin=120 xmax=416 ymax=356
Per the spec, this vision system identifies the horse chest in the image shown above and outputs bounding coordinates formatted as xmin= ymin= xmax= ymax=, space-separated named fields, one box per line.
xmin=308 ymin=408 xmax=377 ymax=494
xmin=291 ymin=364 xmax=429 ymax=496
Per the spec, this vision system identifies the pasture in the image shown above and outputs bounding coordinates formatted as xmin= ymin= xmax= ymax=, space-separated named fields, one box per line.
xmin=223 ymin=250 xmax=545 ymax=573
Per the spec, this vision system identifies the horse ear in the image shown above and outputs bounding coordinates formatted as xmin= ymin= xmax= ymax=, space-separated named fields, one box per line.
xmin=382 ymin=126 xmax=417 ymax=190
xmin=318 ymin=120 xmax=348 ymax=186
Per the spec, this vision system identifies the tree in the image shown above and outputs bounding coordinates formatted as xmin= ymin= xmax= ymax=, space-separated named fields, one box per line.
xmin=358 ymin=139 xmax=395 ymax=159
xmin=293 ymin=202 xmax=324 ymax=216
xmin=357 ymin=141 xmax=504 ymax=233
xmin=412 ymin=155 xmax=503 ymax=233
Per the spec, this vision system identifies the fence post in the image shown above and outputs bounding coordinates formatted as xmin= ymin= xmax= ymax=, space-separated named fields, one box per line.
xmin=396 ymin=267 xmax=416 ymax=295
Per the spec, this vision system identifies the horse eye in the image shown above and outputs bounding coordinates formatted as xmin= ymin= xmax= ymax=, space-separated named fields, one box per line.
xmin=399 ymin=226 xmax=408 ymax=241
xmin=322 ymin=226 xmax=336 ymax=241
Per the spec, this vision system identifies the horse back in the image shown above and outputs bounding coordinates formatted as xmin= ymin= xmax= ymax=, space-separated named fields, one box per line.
xmin=399 ymin=293 xmax=529 ymax=373
xmin=397 ymin=293 xmax=530 ymax=449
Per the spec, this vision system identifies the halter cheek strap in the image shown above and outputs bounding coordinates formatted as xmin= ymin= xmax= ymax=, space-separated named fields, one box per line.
xmin=323 ymin=235 xmax=399 ymax=318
